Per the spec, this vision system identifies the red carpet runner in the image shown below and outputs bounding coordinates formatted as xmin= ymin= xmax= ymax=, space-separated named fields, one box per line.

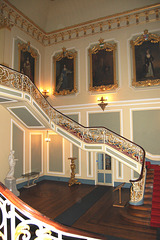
xmin=148 ymin=163 xmax=160 ymax=227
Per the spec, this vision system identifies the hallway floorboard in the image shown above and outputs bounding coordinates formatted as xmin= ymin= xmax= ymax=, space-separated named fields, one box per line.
xmin=19 ymin=180 xmax=158 ymax=240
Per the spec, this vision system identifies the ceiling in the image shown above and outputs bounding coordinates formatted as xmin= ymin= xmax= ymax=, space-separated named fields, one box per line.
xmin=5 ymin=0 xmax=160 ymax=33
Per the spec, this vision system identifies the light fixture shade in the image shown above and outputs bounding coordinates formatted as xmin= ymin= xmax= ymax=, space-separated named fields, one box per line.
xmin=42 ymin=90 xmax=49 ymax=99
xmin=98 ymin=96 xmax=108 ymax=111
xmin=45 ymin=131 xmax=51 ymax=142
xmin=45 ymin=137 xmax=51 ymax=142
xmin=98 ymin=102 xmax=108 ymax=111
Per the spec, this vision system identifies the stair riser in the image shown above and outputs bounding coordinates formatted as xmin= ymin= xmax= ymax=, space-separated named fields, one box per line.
xmin=143 ymin=200 xmax=152 ymax=204
xmin=129 ymin=206 xmax=151 ymax=211
xmin=151 ymin=165 xmax=160 ymax=228
xmin=127 ymin=210 xmax=151 ymax=219
xmin=151 ymin=213 xmax=160 ymax=217
xmin=152 ymin=198 xmax=160 ymax=202
xmin=126 ymin=165 xmax=160 ymax=228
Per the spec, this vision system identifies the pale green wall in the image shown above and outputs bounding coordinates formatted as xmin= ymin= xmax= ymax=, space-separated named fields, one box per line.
xmin=118 ymin=162 xmax=122 ymax=178
xmin=31 ymin=134 xmax=42 ymax=172
xmin=72 ymin=145 xmax=79 ymax=174
xmin=133 ymin=109 xmax=160 ymax=155
xmin=13 ymin=123 xmax=23 ymax=179
xmin=89 ymin=112 xmax=120 ymax=134
xmin=49 ymin=135 xmax=63 ymax=172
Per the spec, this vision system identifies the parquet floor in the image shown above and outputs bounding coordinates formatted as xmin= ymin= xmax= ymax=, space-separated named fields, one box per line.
xmin=19 ymin=180 xmax=158 ymax=240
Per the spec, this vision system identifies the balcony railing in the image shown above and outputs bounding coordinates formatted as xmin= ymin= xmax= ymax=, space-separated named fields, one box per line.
xmin=0 ymin=64 xmax=146 ymax=206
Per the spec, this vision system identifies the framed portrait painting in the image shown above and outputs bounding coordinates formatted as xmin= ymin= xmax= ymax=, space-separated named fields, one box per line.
xmin=131 ymin=30 xmax=160 ymax=87
xmin=53 ymin=48 xmax=77 ymax=95
xmin=89 ymin=38 xmax=118 ymax=92
xmin=18 ymin=41 xmax=37 ymax=84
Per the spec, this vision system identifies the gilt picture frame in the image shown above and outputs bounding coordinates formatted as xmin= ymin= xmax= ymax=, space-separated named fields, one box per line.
xmin=18 ymin=41 xmax=37 ymax=84
xmin=89 ymin=38 xmax=118 ymax=92
xmin=131 ymin=30 xmax=160 ymax=87
xmin=53 ymin=48 xmax=77 ymax=96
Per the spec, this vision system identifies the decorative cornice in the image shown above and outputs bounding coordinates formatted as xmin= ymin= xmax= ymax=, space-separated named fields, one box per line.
xmin=0 ymin=0 xmax=160 ymax=46
xmin=0 ymin=12 xmax=14 ymax=30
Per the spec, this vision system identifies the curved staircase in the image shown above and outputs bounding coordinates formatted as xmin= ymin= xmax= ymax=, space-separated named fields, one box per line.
xmin=150 ymin=164 xmax=160 ymax=228
xmin=0 ymin=64 xmax=158 ymax=239
xmin=0 ymin=64 xmax=146 ymax=207
xmin=122 ymin=164 xmax=160 ymax=229
xmin=121 ymin=167 xmax=153 ymax=226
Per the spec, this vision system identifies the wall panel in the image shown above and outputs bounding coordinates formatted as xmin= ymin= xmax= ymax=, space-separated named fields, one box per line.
xmin=12 ymin=122 xmax=24 ymax=179
xmin=133 ymin=109 xmax=160 ymax=155
xmin=31 ymin=134 xmax=42 ymax=172
xmin=49 ymin=135 xmax=63 ymax=173
xmin=89 ymin=111 xmax=120 ymax=134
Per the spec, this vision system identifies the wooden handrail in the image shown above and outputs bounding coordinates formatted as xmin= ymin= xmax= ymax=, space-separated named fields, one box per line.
xmin=113 ymin=182 xmax=127 ymax=207
xmin=130 ymin=150 xmax=146 ymax=183
xmin=113 ymin=182 xmax=125 ymax=192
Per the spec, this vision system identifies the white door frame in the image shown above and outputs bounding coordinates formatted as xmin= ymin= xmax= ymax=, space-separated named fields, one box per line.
xmin=95 ymin=152 xmax=114 ymax=186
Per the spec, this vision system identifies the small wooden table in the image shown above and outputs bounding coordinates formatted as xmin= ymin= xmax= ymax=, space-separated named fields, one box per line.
xmin=22 ymin=172 xmax=39 ymax=188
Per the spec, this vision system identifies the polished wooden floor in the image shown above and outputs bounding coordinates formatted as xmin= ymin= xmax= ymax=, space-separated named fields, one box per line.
xmin=19 ymin=180 xmax=158 ymax=240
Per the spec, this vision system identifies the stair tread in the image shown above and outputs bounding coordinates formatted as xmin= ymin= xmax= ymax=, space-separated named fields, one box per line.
xmin=150 ymin=218 xmax=160 ymax=226
xmin=151 ymin=216 xmax=160 ymax=221
xmin=151 ymin=211 xmax=160 ymax=217
xmin=144 ymin=192 xmax=152 ymax=195
xmin=123 ymin=164 xmax=160 ymax=228
xmin=153 ymin=193 xmax=160 ymax=197
xmin=129 ymin=205 xmax=152 ymax=211
xmin=128 ymin=210 xmax=151 ymax=218
xmin=143 ymin=200 xmax=152 ymax=204
xmin=152 ymin=197 xmax=160 ymax=201
xmin=153 ymin=183 xmax=160 ymax=186
xmin=122 ymin=209 xmax=151 ymax=226
xmin=145 ymin=189 xmax=153 ymax=193
xmin=152 ymin=206 xmax=160 ymax=210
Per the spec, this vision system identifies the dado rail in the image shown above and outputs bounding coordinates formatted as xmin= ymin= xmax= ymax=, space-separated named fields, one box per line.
xmin=0 ymin=64 xmax=146 ymax=206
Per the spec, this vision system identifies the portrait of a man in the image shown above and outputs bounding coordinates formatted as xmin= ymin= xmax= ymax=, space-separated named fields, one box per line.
xmin=89 ymin=39 xmax=118 ymax=92
xmin=92 ymin=49 xmax=113 ymax=87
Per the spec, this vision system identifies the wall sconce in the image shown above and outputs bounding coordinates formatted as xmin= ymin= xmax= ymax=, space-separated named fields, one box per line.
xmin=41 ymin=89 xmax=49 ymax=99
xmin=45 ymin=131 xmax=51 ymax=142
xmin=98 ymin=96 xmax=108 ymax=111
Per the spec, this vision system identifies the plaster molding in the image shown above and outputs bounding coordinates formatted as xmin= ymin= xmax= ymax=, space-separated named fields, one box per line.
xmin=0 ymin=1 xmax=160 ymax=46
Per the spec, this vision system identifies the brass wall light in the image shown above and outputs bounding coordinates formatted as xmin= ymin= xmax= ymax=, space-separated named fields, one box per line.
xmin=41 ymin=89 xmax=49 ymax=99
xmin=45 ymin=131 xmax=51 ymax=142
xmin=98 ymin=96 xmax=108 ymax=111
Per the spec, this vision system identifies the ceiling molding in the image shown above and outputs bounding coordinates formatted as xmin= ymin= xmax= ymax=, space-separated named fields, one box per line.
xmin=0 ymin=0 xmax=160 ymax=46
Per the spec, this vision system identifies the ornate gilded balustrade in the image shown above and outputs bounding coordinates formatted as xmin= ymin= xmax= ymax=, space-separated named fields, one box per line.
xmin=0 ymin=182 xmax=99 ymax=240
xmin=0 ymin=64 xmax=146 ymax=205
xmin=129 ymin=164 xmax=146 ymax=205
